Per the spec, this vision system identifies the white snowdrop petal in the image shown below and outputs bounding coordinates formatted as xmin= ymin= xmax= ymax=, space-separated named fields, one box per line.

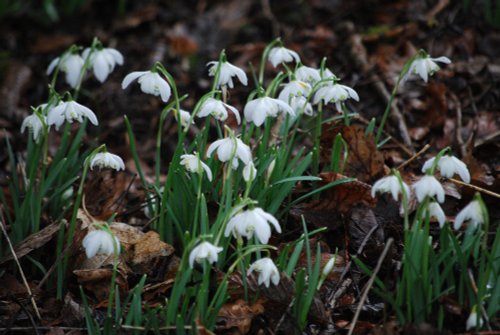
xmin=122 ymin=71 xmax=148 ymax=89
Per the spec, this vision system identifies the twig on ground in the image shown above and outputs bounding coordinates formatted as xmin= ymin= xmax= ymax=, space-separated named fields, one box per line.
xmin=347 ymin=25 xmax=414 ymax=153
xmin=449 ymin=178 xmax=500 ymax=199
xmin=396 ymin=143 xmax=430 ymax=171
xmin=0 ymin=209 xmax=41 ymax=320
xmin=450 ymin=93 xmax=467 ymax=157
xmin=347 ymin=238 xmax=394 ymax=335
xmin=467 ymin=269 xmax=492 ymax=331
xmin=327 ymin=223 xmax=380 ymax=308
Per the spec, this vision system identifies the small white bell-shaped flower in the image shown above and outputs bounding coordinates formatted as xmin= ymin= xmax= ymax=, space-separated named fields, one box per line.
xmin=403 ymin=53 xmax=451 ymax=83
xmin=224 ymin=207 xmax=281 ymax=244
xmin=180 ymin=153 xmax=213 ymax=181
xmin=422 ymin=155 xmax=470 ymax=183
xmin=413 ymin=175 xmax=445 ymax=203
xmin=207 ymin=60 xmax=248 ymax=89
xmin=82 ymin=47 xmax=124 ymax=83
xmin=207 ymin=135 xmax=252 ymax=169
xmin=268 ymin=46 xmax=300 ymax=68
xmin=197 ymin=98 xmax=241 ymax=124
xmin=453 ymin=200 xmax=484 ymax=230
xmin=122 ymin=71 xmax=171 ymax=103
xmin=47 ymin=53 xmax=85 ymax=88
xmin=47 ymin=100 xmax=98 ymax=130
xmin=189 ymin=241 xmax=223 ymax=268
xmin=82 ymin=229 xmax=120 ymax=258
xmin=371 ymin=175 xmax=410 ymax=202
xmin=243 ymin=97 xmax=294 ymax=126
xmin=90 ymin=152 xmax=125 ymax=171
xmin=247 ymin=258 xmax=280 ymax=287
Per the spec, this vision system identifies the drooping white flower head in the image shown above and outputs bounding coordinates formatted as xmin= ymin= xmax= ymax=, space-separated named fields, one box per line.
xmin=453 ymin=200 xmax=484 ymax=230
xmin=90 ymin=152 xmax=125 ymax=171
xmin=313 ymin=83 xmax=359 ymax=112
xmin=426 ymin=202 xmax=446 ymax=228
xmin=47 ymin=101 xmax=98 ymax=130
xmin=122 ymin=71 xmax=171 ymax=103
xmin=413 ymin=175 xmax=445 ymax=203
xmin=188 ymin=241 xmax=223 ymax=268
xmin=278 ymin=80 xmax=312 ymax=104
xmin=180 ymin=153 xmax=213 ymax=181
xmin=295 ymin=65 xmax=321 ymax=85
xmin=466 ymin=307 xmax=483 ymax=331
xmin=207 ymin=61 xmax=248 ymax=89
xmin=268 ymin=46 xmax=300 ymax=68
xmin=371 ymin=175 xmax=410 ymax=202
xmin=207 ymin=136 xmax=252 ymax=169
xmin=197 ymin=98 xmax=241 ymax=124
xmin=321 ymin=68 xmax=336 ymax=80
xmin=47 ymin=53 xmax=85 ymax=88
xmin=224 ymin=207 xmax=281 ymax=244
xmin=403 ymin=54 xmax=451 ymax=83
xmin=243 ymin=161 xmax=257 ymax=182
xmin=322 ymin=255 xmax=336 ymax=278
xmin=177 ymin=109 xmax=193 ymax=130
xmin=82 ymin=47 xmax=124 ymax=83
xmin=21 ymin=113 xmax=46 ymax=142
xmin=289 ymin=96 xmax=313 ymax=116
xmin=247 ymin=258 xmax=280 ymax=287
xmin=243 ymin=97 xmax=294 ymax=126
xmin=82 ymin=229 xmax=120 ymax=258
xmin=422 ymin=155 xmax=470 ymax=183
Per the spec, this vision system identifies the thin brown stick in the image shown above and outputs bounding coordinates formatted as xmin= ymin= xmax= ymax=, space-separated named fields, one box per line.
xmin=449 ymin=178 xmax=500 ymax=199
xmin=347 ymin=238 xmax=394 ymax=335
xmin=468 ymin=269 xmax=492 ymax=331
xmin=347 ymin=27 xmax=414 ymax=152
xmin=396 ymin=143 xmax=431 ymax=170
xmin=0 ymin=210 xmax=41 ymax=320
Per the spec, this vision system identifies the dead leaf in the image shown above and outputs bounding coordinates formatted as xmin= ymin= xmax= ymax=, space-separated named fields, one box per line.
xmin=0 ymin=220 xmax=66 ymax=265
xmin=320 ymin=124 xmax=385 ymax=183
xmin=291 ymin=172 xmax=376 ymax=227
xmin=216 ymin=299 xmax=265 ymax=334
xmin=73 ymin=267 xmax=128 ymax=302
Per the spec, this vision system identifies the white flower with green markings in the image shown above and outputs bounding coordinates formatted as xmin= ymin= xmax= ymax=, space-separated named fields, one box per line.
xmin=47 ymin=100 xmax=98 ymax=130
xmin=207 ymin=60 xmax=248 ymax=89
xmin=247 ymin=258 xmax=280 ymax=287
xmin=189 ymin=241 xmax=223 ymax=268
xmin=122 ymin=71 xmax=171 ymax=102
xmin=90 ymin=152 xmax=125 ymax=171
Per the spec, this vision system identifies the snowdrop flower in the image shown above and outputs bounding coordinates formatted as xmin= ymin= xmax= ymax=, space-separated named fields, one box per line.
xmin=82 ymin=47 xmax=123 ymax=83
xmin=243 ymin=161 xmax=257 ymax=182
xmin=207 ymin=136 xmax=251 ymax=169
xmin=466 ymin=307 xmax=483 ymax=330
xmin=224 ymin=207 xmax=281 ymax=244
xmin=290 ymin=96 xmax=313 ymax=116
xmin=321 ymin=68 xmax=336 ymax=80
xmin=47 ymin=100 xmax=98 ymax=130
xmin=247 ymin=258 xmax=280 ymax=287
xmin=295 ymin=65 xmax=321 ymax=85
xmin=403 ymin=54 xmax=451 ymax=83
xmin=177 ymin=109 xmax=193 ymax=130
xmin=453 ymin=200 xmax=484 ymax=230
xmin=21 ymin=113 xmax=46 ymax=142
xmin=278 ymin=80 xmax=312 ymax=103
xmin=122 ymin=71 xmax=171 ymax=102
xmin=207 ymin=61 xmax=247 ymax=88
xmin=313 ymin=83 xmax=359 ymax=112
xmin=47 ymin=53 xmax=84 ymax=88
xmin=413 ymin=175 xmax=445 ymax=203
xmin=426 ymin=202 xmax=446 ymax=228
xmin=243 ymin=97 xmax=294 ymax=126
xmin=422 ymin=155 xmax=470 ymax=183
xmin=90 ymin=152 xmax=125 ymax=171
xmin=322 ymin=256 xmax=336 ymax=278
xmin=371 ymin=175 xmax=410 ymax=202
xmin=180 ymin=153 xmax=213 ymax=181
xmin=268 ymin=46 xmax=300 ymax=68
xmin=197 ymin=98 xmax=241 ymax=124
xmin=82 ymin=229 xmax=120 ymax=258
xmin=189 ymin=241 xmax=223 ymax=268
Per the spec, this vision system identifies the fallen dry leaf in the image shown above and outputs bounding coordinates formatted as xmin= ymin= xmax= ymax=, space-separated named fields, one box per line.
xmin=321 ymin=124 xmax=385 ymax=183
xmin=216 ymin=299 xmax=265 ymax=334
xmin=0 ymin=220 xmax=66 ymax=265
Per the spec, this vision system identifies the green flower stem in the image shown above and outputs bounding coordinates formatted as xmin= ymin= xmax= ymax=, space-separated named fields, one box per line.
xmin=311 ymin=101 xmax=323 ymax=177
xmin=57 ymin=144 xmax=105 ymax=298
